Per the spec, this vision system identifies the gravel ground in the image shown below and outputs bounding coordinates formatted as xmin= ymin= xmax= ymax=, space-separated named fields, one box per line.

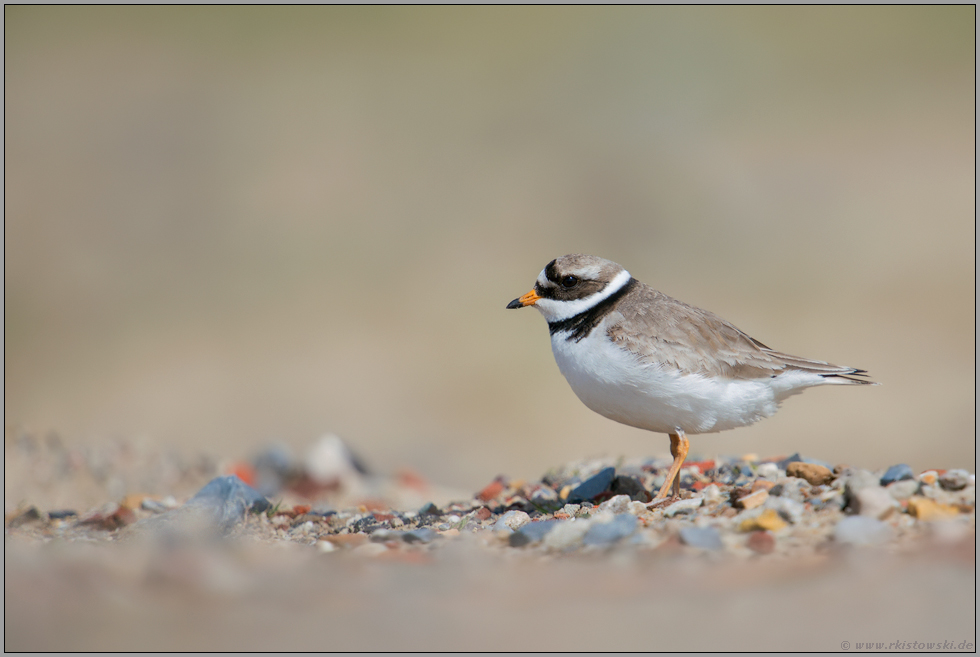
xmin=5 ymin=431 xmax=976 ymax=652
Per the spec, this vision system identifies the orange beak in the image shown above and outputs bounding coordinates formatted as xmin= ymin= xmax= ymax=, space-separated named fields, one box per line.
xmin=506 ymin=289 xmax=541 ymax=309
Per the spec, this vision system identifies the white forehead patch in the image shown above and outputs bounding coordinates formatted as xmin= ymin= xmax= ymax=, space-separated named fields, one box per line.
xmin=533 ymin=268 xmax=632 ymax=322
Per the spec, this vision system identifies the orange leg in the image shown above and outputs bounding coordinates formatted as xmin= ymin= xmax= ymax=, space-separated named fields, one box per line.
xmin=655 ymin=431 xmax=689 ymax=500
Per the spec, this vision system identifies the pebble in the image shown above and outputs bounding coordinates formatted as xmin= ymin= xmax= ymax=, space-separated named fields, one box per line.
xmin=833 ymin=516 xmax=894 ymax=546
xmin=46 ymin=509 xmax=78 ymax=520
xmin=566 ymin=467 xmax=616 ymax=503
xmin=880 ymin=464 xmax=914 ymax=486
xmin=886 ymin=479 xmax=920 ymax=501
xmin=418 ymin=502 xmax=441 ymax=516
xmin=530 ymin=486 xmax=558 ymax=502
xmin=561 ymin=504 xmax=581 ymax=517
xmin=6 ymin=507 xmax=42 ymax=528
xmin=770 ymin=477 xmax=807 ymax=502
xmin=403 ymin=527 xmax=438 ymax=544
xmin=509 ymin=520 xmax=558 ymax=547
xmin=907 ymin=497 xmax=959 ymax=522
xmin=735 ymin=489 xmax=768 ymax=510
xmin=316 ymin=539 xmax=337 ymax=553
xmin=678 ymin=526 xmax=723 ymax=550
xmin=763 ymin=496 xmax=804 ymax=525
xmin=493 ymin=510 xmax=531 ymax=532
xmin=939 ymin=469 xmax=970 ymax=491
xmin=472 ymin=507 xmax=492 ymax=522
xmin=853 ymin=486 xmax=899 ymax=520
xmin=739 ymin=509 xmax=787 ymax=533
xmin=627 ymin=501 xmax=648 ymax=515
xmin=746 ymin=530 xmax=775 ymax=554
xmin=756 ymin=463 xmax=780 ymax=480
xmin=609 ymin=475 xmax=652 ymax=502
xmin=582 ymin=513 xmax=638 ymax=546
xmin=543 ymin=519 xmax=592 ymax=550
xmin=843 ymin=470 xmax=881 ymax=512
xmin=701 ymin=484 xmax=723 ymax=505
xmin=786 ymin=462 xmax=833 ymax=486
xmin=183 ymin=475 xmax=271 ymax=533
xmin=664 ymin=496 xmax=703 ymax=517
xmin=918 ymin=471 xmax=938 ymax=486
xmin=597 ymin=495 xmax=632 ymax=515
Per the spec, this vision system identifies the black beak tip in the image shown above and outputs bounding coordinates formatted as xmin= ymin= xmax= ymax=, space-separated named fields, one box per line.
xmin=506 ymin=298 xmax=524 ymax=309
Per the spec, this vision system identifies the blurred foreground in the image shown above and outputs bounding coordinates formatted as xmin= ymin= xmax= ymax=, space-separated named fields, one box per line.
xmin=5 ymin=431 xmax=975 ymax=651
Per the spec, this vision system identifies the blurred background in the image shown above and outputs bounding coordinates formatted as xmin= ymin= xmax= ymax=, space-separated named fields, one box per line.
xmin=5 ymin=6 xmax=975 ymax=491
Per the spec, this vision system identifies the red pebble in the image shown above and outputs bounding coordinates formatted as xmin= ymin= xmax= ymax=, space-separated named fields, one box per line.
xmin=747 ymin=530 xmax=776 ymax=554
xmin=685 ymin=460 xmax=715 ymax=474
xmin=473 ymin=507 xmax=492 ymax=521
xmin=229 ymin=462 xmax=256 ymax=487
xmin=477 ymin=480 xmax=505 ymax=502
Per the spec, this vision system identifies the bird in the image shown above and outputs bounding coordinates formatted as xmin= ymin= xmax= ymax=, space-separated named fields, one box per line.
xmin=506 ymin=254 xmax=876 ymax=500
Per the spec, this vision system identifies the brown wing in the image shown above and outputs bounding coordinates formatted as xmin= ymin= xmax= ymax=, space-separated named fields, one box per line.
xmin=606 ymin=282 xmax=871 ymax=382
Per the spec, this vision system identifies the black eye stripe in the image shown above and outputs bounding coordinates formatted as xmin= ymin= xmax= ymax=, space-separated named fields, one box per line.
xmin=544 ymin=259 xmax=559 ymax=283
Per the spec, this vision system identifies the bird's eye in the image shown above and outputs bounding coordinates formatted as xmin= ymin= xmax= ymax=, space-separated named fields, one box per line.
xmin=561 ymin=275 xmax=579 ymax=289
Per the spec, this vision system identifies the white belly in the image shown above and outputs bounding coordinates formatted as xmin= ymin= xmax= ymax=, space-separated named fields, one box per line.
xmin=549 ymin=331 xmax=818 ymax=435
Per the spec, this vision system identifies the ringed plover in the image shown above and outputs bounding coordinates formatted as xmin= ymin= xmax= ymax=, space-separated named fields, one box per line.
xmin=507 ymin=254 xmax=876 ymax=499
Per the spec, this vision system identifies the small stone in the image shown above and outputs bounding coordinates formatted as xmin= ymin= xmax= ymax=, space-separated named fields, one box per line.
xmin=746 ymin=530 xmax=775 ymax=554
xmin=678 ymin=526 xmax=723 ymax=550
xmin=477 ymin=479 xmax=506 ymax=502
xmin=561 ymin=504 xmax=581 ymax=517
xmin=598 ymin=495 xmax=632 ymax=515
xmin=786 ymin=462 xmax=833 ymax=486
xmin=494 ymin=510 xmax=531 ymax=532
xmin=701 ymin=484 xmax=723 ymax=505
xmin=853 ymin=486 xmax=899 ymax=519
xmin=886 ymin=479 xmax=920 ymax=501
xmin=664 ymin=496 xmax=703 ymax=517
xmin=627 ymin=501 xmax=648 ymax=515
xmin=582 ymin=513 xmax=638 ymax=546
xmin=751 ymin=480 xmax=776 ymax=493
xmin=403 ymin=527 xmax=438 ymax=544
xmin=770 ymin=477 xmax=807 ymax=502
xmin=418 ymin=502 xmax=441 ymax=516
xmin=763 ymin=496 xmax=805 ymax=524
xmin=739 ymin=509 xmax=788 ymax=533
xmin=543 ymin=519 xmax=592 ymax=550
xmin=6 ymin=507 xmax=42 ymax=528
xmin=843 ymin=470 xmax=881 ymax=512
xmin=735 ymin=489 xmax=768 ymax=510
xmin=140 ymin=499 xmax=171 ymax=514
xmin=316 ymin=539 xmax=337 ymax=553
xmin=609 ymin=475 xmax=652 ymax=502
xmin=509 ymin=519 xmax=558 ymax=547
xmin=78 ymin=503 xmax=137 ymax=531
xmin=567 ymin=467 xmax=616 ymax=503
xmin=473 ymin=507 xmax=492 ymax=521
xmin=907 ymin=496 xmax=959 ymax=521
xmin=939 ymin=469 xmax=970 ymax=491
xmin=756 ymin=463 xmax=780 ymax=480
xmin=880 ymin=464 xmax=914 ymax=486
xmin=834 ymin=516 xmax=894 ymax=546
xmin=47 ymin=509 xmax=78 ymax=520
xmin=918 ymin=471 xmax=938 ymax=486
xmin=530 ymin=486 xmax=558 ymax=502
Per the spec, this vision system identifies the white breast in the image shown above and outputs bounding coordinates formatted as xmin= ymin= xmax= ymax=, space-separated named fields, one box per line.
xmin=549 ymin=327 xmax=822 ymax=435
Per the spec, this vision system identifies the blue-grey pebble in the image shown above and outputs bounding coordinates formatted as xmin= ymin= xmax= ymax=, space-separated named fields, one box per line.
xmin=880 ymin=464 xmax=914 ymax=486
xmin=582 ymin=514 xmax=638 ymax=546
xmin=678 ymin=526 xmax=723 ymax=550
xmin=509 ymin=519 xmax=559 ymax=547
xmin=184 ymin=475 xmax=271 ymax=532
xmin=567 ymin=467 xmax=616 ymax=503
xmin=403 ymin=527 xmax=438 ymax=544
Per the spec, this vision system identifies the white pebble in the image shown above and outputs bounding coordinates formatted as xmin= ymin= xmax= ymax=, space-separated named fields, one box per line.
xmin=561 ymin=504 xmax=581 ymax=516
xmin=597 ymin=495 xmax=631 ymax=514
xmin=494 ymin=510 xmax=530 ymax=532
xmin=543 ymin=519 xmax=592 ymax=550
xmin=316 ymin=540 xmax=336 ymax=553
xmin=664 ymin=496 xmax=703 ymax=517
xmin=757 ymin=463 xmax=780 ymax=480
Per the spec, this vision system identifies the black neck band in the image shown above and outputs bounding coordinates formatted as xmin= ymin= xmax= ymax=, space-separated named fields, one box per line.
xmin=548 ymin=277 xmax=637 ymax=342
